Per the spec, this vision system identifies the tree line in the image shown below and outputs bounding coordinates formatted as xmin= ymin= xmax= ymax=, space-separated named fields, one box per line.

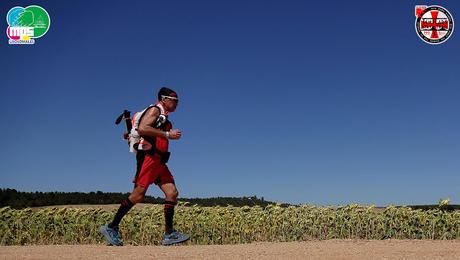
xmin=1 ymin=189 xmax=457 ymax=210
xmin=0 ymin=188 xmax=277 ymax=209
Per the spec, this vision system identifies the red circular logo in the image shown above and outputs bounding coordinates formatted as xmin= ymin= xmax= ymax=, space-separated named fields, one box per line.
xmin=415 ymin=5 xmax=454 ymax=45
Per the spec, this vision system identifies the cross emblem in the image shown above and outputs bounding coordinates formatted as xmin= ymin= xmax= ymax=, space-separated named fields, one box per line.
xmin=420 ymin=11 xmax=449 ymax=39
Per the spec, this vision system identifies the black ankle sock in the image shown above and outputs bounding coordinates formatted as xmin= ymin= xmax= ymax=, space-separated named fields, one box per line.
xmin=164 ymin=200 xmax=177 ymax=234
xmin=109 ymin=198 xmax=135 ymax=228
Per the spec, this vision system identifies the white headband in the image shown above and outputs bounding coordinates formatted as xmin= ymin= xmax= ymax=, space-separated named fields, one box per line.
xmin=161 ymin=95 xmax=178 ymax=100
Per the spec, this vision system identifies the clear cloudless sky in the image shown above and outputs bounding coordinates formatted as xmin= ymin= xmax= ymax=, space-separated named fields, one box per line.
xmin=0 ymin=0 xmax=459 ymax=206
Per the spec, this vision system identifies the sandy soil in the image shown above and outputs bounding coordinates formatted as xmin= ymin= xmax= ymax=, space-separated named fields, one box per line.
xmin=1 ymin=240 xmax=460 ymax=260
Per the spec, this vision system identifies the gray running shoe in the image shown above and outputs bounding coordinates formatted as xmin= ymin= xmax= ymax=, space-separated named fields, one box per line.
xmin=100 ymin=224 xmax=123 ymax=246
xmin=162 ymin=230 xmax=190 ymax=246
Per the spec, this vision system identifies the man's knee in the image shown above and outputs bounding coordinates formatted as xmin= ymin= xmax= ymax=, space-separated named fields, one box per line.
xmin=166 ymin=188 xmax=178 ymax=200
xmin=129 ymin=187 xmax=146 ymax=203
xmin=173 ymin=189 xmax=179 ymax=199
xmin=129 ymin=193 xmax=144 ymax=204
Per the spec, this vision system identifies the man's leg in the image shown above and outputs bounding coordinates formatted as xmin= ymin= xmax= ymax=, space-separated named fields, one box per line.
xmin=100 ymin=186 xmax=147 ymax=246
xmin=101 ymin=151 xmax=152 ymax=246
xmin=160 ymin=182 xmax=190 ymax=245
xmin=109 ymin=185 xmax=146 ymax=228
xmin=160 ymin=183 xmax=178 ymax=234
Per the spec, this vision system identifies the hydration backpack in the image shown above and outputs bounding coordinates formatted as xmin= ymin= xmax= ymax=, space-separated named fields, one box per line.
xmin=115 ymin=103 xmax=168 ymax=154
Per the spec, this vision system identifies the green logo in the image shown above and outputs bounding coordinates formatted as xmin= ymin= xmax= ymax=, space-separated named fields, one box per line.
xmin=7 ymin=5 xmax=51 ymax=44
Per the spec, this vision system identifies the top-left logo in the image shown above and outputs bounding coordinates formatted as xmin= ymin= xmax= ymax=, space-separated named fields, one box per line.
xmin=6 ymin=5 xmax=51 ymax=45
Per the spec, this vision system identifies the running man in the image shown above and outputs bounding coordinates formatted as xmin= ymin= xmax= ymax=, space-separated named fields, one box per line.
xmin=100 ymin=87 xmax=189 ymax=246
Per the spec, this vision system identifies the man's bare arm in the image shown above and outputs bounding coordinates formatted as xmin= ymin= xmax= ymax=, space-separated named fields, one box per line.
xmin=137 ymin=107 xmax=182 ymax=140
xmin=137 ymin=107 xmax=168 ymax=138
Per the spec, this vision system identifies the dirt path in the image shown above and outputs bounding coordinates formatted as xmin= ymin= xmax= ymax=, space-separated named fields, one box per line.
xmin=1 ymin=240 xmax=460 ymax=260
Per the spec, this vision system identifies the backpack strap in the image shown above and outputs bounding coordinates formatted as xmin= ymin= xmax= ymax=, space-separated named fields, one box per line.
xmin=152 ymin=103 xmax=172 ymax=128
xmin=134 ymin=104 xmax=155 ymax=130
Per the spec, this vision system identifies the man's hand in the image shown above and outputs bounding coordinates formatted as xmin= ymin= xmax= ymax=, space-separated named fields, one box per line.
xmin=168 ymin=129 xmax=182 ymax=140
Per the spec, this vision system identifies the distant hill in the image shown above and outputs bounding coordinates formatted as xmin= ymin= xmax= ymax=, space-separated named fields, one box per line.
xmin=0 ymin=188 xmax=280 ymax=209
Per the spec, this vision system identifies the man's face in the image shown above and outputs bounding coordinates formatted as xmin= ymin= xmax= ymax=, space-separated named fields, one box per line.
xmin=163 ymin=97 xmax=179 ymax=112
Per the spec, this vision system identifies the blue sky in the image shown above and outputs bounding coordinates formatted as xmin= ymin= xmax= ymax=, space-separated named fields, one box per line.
xmin=1 ymin=0 xmax=459 ymax=206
